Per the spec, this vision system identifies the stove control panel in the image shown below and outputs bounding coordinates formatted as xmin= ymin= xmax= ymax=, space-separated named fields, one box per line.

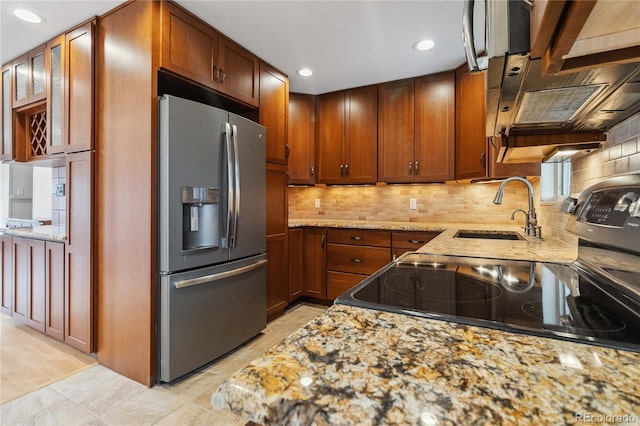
xmin=578 ymin=187 xmax=640 ymax=227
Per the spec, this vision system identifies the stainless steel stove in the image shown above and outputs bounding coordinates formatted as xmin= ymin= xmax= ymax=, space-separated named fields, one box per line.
xmin=336 ymin=174 xmax=640 ymax=353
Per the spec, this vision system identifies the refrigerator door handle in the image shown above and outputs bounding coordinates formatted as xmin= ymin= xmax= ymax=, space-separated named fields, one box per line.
xmin=223 ymin=122 xmax=234 ymax=248
xmin=231 ymin=124 xmax=241 ymax=247
xmin=173 ymin=259 xmax=268 ymax=289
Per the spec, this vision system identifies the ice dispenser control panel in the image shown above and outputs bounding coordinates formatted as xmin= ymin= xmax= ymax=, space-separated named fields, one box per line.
xmin=181 ymin=187 xmax=219 ymax=251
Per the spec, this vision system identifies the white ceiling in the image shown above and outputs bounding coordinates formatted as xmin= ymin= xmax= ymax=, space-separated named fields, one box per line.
xmin=1 ymin=0 xmax=485 ymax=95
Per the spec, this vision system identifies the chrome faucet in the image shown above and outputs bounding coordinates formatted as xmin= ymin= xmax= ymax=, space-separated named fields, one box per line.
xmin=493 ymin=177 xmax=542 ymax=239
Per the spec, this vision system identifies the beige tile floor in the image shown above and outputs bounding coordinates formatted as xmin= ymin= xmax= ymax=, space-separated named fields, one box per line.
xmin=0 ymin=302 xmax=326 ymax=425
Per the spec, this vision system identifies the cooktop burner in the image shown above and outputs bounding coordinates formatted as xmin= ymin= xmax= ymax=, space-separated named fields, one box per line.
xmin=337 ymin=253 xmax=640 ymax=353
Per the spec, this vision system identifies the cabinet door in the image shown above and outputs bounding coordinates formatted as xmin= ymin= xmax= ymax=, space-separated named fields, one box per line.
xmin=304 ymin=228 xmax=326 ymax=299
xmin=13 ymin=45 xmax=46 ymax=109
xmin=288 ymin=93 xmax=316 ymax=184
xmin=378 ymin=80 xmax=415 ymax=183
xmin=266 ymin=164 xmax=288 ymax=319
xmin=1 ymin=64 xmax=12 ymax=160
xmin=287 ymin=228 xmax=303 ymax=302
xmin=47 ymin=34 xmax=65 ymax=155
xmin=267 ymin=235 xmax=288 ymax=319
xmin=66 ymin=151 xmax=93 ymax=352
xmin=27 ymin=239 xmax=46 ymax=333
xmin=260 ymin=62 xmax=289 ymax=165
xmin=415 ymin=73 xmax=455 ymax=182
xmin=316 ymin=92 xmax=345 ymax=184
xmin=65 ymin=22 xmax=94 ymax=153
xmin=160 ymin=2 xmax=218 ymax=89
xmin=12 ymin=54 xmax=30 ymax=108
xmin=455 ymin=65 xmax=487 ymax=180
xmin=219 ymin=37 xmax=259 ymax=107
xmin=45 ymin=241 xmax=65 ymax=341
xmin=12 ymin=238 xmax=29 ymax=323
xmin=345 ymin=86 xmax=377 ymax=184
xmin=326 ymin=244 xmax=390 ymax=275
xmin=1 ymin=236 xmax=12 ymax=314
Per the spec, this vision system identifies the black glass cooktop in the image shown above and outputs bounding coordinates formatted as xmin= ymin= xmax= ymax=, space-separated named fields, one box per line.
xmin=336 ymin=253 xmax=640 ymax=353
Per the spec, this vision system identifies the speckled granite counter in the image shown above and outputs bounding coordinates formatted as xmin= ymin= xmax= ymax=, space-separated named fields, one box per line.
xmin=289 ymin=219 xmax=577 ymax=263
xmin=213 ymin=304 xmax=640 ymax=425
xmin=1 ymin=226 xmax=66 ymax=242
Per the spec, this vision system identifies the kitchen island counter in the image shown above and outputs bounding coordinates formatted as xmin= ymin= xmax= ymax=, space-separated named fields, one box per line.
xmin=289 ymin=218 xmax=577 ymax=263
xmin=213 ymin=304 xmax=640 ymax=425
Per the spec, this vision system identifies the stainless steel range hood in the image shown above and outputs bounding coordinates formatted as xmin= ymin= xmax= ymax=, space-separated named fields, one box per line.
xmin=487 ymin=54 xmax=640 ymax=139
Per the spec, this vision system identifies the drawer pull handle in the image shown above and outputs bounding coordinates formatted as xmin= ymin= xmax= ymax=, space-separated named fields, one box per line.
xmin=408 ymin=239 xmax=426 ymax=244
xmin=350 ymin=236 xmax=364 ymax=241
xmin=350 ymin=258 xmax=364 ymax=263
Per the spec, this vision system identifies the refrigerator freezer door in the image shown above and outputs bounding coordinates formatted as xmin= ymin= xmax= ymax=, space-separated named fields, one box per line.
xmin=159 ymin=95 xmax=230 ymax=273
xmin=159 ymin=254 xmax=267 ymax=382
xmin=228 ymin=113 xmax=266 ymax=260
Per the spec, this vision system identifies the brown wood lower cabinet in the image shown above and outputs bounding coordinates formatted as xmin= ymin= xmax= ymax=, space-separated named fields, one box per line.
xmin=303 ymin=228 xmax=326 ymax=299
xmin=288 ymin=228 xmax=303 ymax=301
xmin=326 ymin=228 xmax=391 ymax=300
xmin=45 ymin=241 xmax=65 ymax=341
xmin=267 ymin=235 xmax=288 ymax=318
xmin=66 ymin=151 xmax=93 ymax=352
xmin=1 ymin=236 xmax=13 ymax=314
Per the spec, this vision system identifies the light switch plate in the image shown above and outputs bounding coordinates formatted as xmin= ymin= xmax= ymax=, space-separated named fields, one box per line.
xmin=314 ymin=199 xmax=321 ymax=208
xmin=410 ymin=198 xmax=417 ymax=210
xmin=56 ymin=183 xmax=65 ymax=196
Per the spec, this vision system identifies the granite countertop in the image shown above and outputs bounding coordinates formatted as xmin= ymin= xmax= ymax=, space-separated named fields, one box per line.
xmin=0 ymin=225 xmax=67 ymax=242
xmin=289 ymin=218 xmax=577 ymax=263
xmin=213 ymin=304 xmax=640 ymax=425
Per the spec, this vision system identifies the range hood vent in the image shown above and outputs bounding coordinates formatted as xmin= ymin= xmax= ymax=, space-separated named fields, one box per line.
xmin=515 ymin=85 xmax=604 ymax=124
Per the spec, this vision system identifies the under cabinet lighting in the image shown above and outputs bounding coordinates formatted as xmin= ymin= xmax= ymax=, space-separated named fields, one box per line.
xmin=543 ymin=143 xmax=601 ymax=163
xmin=13 ymin=9 xmax=44 ymax=24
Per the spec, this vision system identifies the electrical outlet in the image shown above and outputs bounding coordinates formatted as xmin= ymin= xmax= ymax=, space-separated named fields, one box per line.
xmin=314 ymin=199 xmax=321 ymax=208
xmin=56 ymin=183 xmax=65 ymax=197
xmin=410 ymin=198 xmax=417 ymax=210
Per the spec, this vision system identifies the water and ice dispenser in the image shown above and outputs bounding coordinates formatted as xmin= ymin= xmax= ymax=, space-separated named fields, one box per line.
xmin=181 ymin=186 xmax=219 ymax=251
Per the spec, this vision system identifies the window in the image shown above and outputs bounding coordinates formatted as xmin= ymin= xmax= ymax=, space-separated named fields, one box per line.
xmin=540 ymin=161 xmax=571 ymax=202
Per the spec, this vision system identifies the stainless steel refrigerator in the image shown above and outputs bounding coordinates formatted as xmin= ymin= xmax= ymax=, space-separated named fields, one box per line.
xmin=158 ymin=95 xmax=267 ymax=382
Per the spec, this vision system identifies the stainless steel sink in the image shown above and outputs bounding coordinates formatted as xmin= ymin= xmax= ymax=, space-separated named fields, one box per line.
xmin=453 ymin=230 xmax=525 ymax=241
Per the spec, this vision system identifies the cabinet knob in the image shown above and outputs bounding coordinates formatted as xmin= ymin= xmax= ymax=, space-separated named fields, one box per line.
xmin=219 ymin=69 xmax=226 ymax=83
xmin=408 ymin=239 xmax=426 ymax=245
xmin=350 ymin=236 xmax=364 ymax=241
xmin=414 ymin=161 xmax=419 ymax=173
xmin=350 ymin=258 xmax=364 ymax=263
xmin=321 ymin=234 xmax=326 ymax=249
xmin=480 ymin=152 xmax=486 ymax=170
xmin=213 ymin=65 xmax=220 ymax=82
xmin=285 ymin=144 xmax=290 ymax=158
xmin=310 ymin=166 xmax=315 ymax=176
xmin=345 ymin=164 xmax=349 ymax=176
xmin=409 ymin=161 xmax=413 ymax=174
xmin=340 ymin=164 xmax=344 ymax=177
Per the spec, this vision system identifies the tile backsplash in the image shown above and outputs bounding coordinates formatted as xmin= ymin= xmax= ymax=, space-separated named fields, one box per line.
xmin=539 ymin=113 xmax=640 ymax=244
xmin=51 ymin=166 xmax=66 ymax=227
xmin=289 ymin=179 xmax=538 ymax=227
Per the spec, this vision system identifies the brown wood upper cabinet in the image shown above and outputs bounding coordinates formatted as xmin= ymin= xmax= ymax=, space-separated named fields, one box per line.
xmin=378 ymin=74 xmax=455 ymax=183
xmin=530 ymin=0 xmax=640 ymax=75
xmin=288 ymin=93 xmax=316 ymax=184
xmin=64 ymin=21 xmax=95 ymax=153
xmin=160 ymin=2 xmax=259 ymax=107
xmin=1 ymin=64 xmax=12 ymax=160
xmin=46 ymin=34 xmax=65 ymax=155
xmin=317 ymin=86 xmax=377 ymax=184
xmin=260 ymin=62 xmax=289 ymax=165
xmin=455 ymin=65 xmax=487 ymax=180
xmin=12 ymin=44 xmax=47 ymax=109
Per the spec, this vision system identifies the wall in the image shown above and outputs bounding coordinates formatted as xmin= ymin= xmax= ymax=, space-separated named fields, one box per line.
xmin=289 ymin=179 xmax=538 ymax=226
xmin=539 ymin=113 xmax=640 ymax=244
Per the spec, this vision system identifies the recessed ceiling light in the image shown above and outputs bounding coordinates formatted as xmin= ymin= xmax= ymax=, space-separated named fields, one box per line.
xmin=14 ymin=9 xmax=45 ymax=24
xmin=297 ymin=68 xmax=313 ymax=77
xmin=413 ymin=39 xmax=435 ymax=51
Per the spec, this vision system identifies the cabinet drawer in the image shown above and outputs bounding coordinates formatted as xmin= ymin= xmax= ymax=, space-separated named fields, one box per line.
xmin=327 ymin=244 xmax=390 ymax=275
xmin=327 ymin=271 xmax=365 ymax=300
xmin=391 ymin=231 xmax=440 ymax=249
xmin=327 ymin=229 xmax=390 ymax=247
